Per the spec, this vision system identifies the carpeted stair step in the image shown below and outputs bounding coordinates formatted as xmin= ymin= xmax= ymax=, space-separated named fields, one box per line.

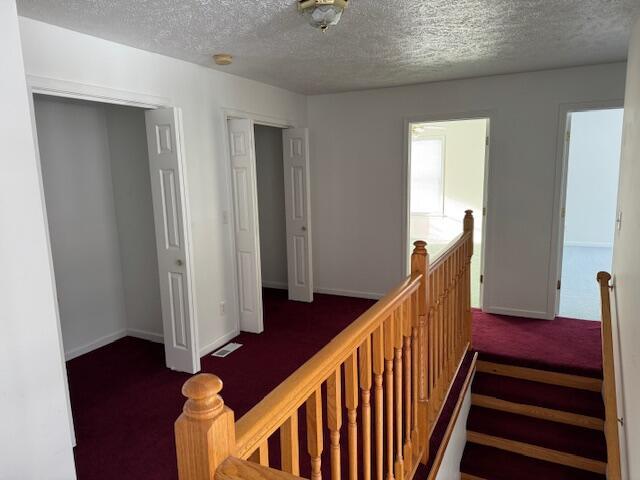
xmin=472 ymin=371 xmax=605 ymax=420
xmin=461 ymin=442 xmax=606 ymax=480
xmin=467 ymin=406 xmax=607 ymax=463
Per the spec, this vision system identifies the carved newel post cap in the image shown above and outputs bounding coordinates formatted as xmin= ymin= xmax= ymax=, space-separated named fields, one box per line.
xmin=413 ymin=240 xmax=427 ymax=253
xmin=464 ymin=209 xmax=473 ymax=215
xmin=597 ymin=271 xmax=612 ymax=283
xmin=182 ymin=373 xmax=224 ymax=419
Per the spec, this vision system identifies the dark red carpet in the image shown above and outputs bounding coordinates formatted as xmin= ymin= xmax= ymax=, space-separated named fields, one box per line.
xmin=472 ymin=310 xmax=602 ymax=378
xmin=67 ymin=294 xmax=603 ymax=479
xmin=67 ymin=288 xmax=374 ymax=480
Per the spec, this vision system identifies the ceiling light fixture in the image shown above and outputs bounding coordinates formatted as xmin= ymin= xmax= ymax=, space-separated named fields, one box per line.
xmin=213 ymin=53 xmax=233 ymax=65
xmin=298 ymin=0 xmax=348 ymax=32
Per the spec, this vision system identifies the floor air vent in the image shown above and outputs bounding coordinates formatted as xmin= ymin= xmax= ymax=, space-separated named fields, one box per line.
xmin=211 ymin=342 xmax=243 ymax=358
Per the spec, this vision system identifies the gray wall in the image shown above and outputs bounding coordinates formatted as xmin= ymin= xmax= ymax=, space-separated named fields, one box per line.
xmin=307 ymin=63 xmax=627 ymax=317
xmin=106 ymin=105 xmax=162 ymax=340
xmin=34 ymin=95 xmax=161 ymax=358
xmin=255 ymin=125 xmax=288 ymax=288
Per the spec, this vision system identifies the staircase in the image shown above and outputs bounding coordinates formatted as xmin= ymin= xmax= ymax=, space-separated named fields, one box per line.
xmin=460 ymin=360 xmax=607 ymax=480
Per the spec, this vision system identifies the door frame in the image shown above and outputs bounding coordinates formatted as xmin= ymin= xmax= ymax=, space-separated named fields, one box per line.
xmin=401 ymin=111 xmax=493 ymax=309
xmin=548 ymin=99 xmax=624 ymax=317
xmin=220 ymin=108 xmax=295 ymax=334
xmin=26 ymin=76 xmax=200 ymax=439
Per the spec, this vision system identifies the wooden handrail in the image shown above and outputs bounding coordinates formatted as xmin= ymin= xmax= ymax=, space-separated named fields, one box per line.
xmin=175 ymin=210 xmax=475 ymax=480
xmin=597 ymin=271 xmax=622 ymax=480
xmin=234 ymin=275 xmax=422 ymax=458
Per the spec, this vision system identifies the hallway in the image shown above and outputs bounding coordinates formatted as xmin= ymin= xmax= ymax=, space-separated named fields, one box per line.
xmin=66 ymin=293 xmax=602 ymax=479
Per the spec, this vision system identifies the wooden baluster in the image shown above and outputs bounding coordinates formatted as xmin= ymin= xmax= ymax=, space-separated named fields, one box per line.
xmin=249 ymin=440 xmax=269 ymax=467
xmin=327 ymin=367 xmax=342 ymax=480
xmin=384 ymin=316 xmax=395 ymax=480
xmin=427 ymin=273 xmax=435 ymax=430
xmin=410 ymin=292 xmax=419 ymax=453
xmin=345 ymin=351 xmax=359 ymax=480
xmin=402 ymin=299 xmax=413 ymax=466
xmin=411 ymin=240 xmax=429 ymax=463
xmin=373 ymin=325 xmax=385 ymax=480
xmin=175 ymin=374 xmax=235 ymax=480
xmin=306 ymin=388 xmax=323 ymax=480
xmin=393 ymin=308 xmax=404 ymax=480
xmin=360 ymin=337 xmax=373 ymax=480
xmin=280 ymin=412 xmax=300 ymax=475
xmin=464 ymin=210 xmax=474 ymax=347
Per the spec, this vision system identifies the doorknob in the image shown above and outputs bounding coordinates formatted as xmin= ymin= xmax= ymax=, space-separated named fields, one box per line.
xmin=176 ymin=259 xmax=184 ymax=266
xmin=301 ymin=226 xmax=307 ymax=231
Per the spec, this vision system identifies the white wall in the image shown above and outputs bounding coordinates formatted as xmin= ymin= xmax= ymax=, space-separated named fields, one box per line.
xmin=307 ymin=64 xmax=626 ymax=316
xmin=35 ymin=96 xmax=129 ymax=359
xmin=255 ymin=125 xmax=288 ymax=288
xmin=564 ymin=109 xmax=623 ymax=247
xmin=0 ymin=2 xmax=76 ymax=477
xmin=106 ymin=104 xmax=163 ymax=342
xmin=434 ymin=376 xmax=473 ymax=480
xmin=19 ymin=17 xmax=308 ymax=354
xmin=612 ymin=15 xmax=640 ymax=480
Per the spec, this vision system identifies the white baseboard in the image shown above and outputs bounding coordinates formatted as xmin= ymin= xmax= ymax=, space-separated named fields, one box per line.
xmin=564 ymin=241 xmax=613 ymax=249
xmin=127 ymin=328 xmax=163 ymax=344
xmin=262 ymin=280 xmax=288 ymax=290
xmin=64 ymin=329 xmax=127 ymax=360
xmin=199 ymin=329 xmax=240 ymax=357
xmin=314 ymin=287 xmax=385 ymax=300
xmin=483 ymin=306 xmax=554 ymax=320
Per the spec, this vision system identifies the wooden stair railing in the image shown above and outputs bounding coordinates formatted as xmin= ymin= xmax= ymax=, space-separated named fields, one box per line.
xmin=597 ymin=271 xmax=622 ymax=480
xmin=175 ymin=210 xmax=476 ymax=480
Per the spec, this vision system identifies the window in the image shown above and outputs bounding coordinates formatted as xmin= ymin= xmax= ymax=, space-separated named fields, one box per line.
xmin=410 ymin=134 xmax=445 ymax=215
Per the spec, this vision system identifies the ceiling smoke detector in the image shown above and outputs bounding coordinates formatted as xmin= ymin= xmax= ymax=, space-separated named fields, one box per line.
xmin=213 ymin=53 xmax=233 ymax=65
xmin=298 ymin=0 xmax=348 ymax=32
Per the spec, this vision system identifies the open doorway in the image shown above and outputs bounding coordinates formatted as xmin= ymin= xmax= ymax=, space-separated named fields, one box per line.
xmin=32 ymin=94 xmax=199 ymax=374
xmin=255 ymin=125 xmax=288 ymax=291
xmin=227 ymin=118 xmax=313 ymax=334
xmin=557 ymin=107 xmax=624 ymax=320
xmin=406 ymin=117 xmax=489 ymax=307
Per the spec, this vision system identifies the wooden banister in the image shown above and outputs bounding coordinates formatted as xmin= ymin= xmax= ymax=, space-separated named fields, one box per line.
xmin=175 ymin=374 xmax=236 ymax=480
xmin=597 ymin=271 xmax=622 ymax=480
xmin=175 ymin=211 xmax=475 ymax=480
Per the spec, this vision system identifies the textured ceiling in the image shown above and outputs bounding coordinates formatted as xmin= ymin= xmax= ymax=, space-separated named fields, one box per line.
xmin=17 ymin=0 xmax=640 ymax=95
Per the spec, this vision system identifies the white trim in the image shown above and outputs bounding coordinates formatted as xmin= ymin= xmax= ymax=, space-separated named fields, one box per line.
xmin=199 ymin=329 xmax=240 ymax=357
xmin=222 ymin=107 xmax=293 ymax=129
xmin=314 ymin=287 xmax=384 ymax=300
xmin=127 ymin=328 xmax=164 ymax=344
xmin=483 ymin=306 xmax=554 ymax=320
xmin=548 ymin=99 xmax=624 ymax=318
xmin=64 ymin=329 xmax=127 ymax=361
xmin=563 ymin=241 xmax=614 ymax=249
xmin=27 ymin=75 xmax=171 ymax=109
xmin=262 ymin=280 xmax=288 ymax=290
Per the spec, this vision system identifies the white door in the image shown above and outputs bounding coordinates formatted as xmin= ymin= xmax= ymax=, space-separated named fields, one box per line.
xmin=145 ymin=108 xmax=200 ymax=373
xmin=228 ymin=118 xmax=264 ymax=333
xmin=282 ymin=128 xmax=313 ymax=302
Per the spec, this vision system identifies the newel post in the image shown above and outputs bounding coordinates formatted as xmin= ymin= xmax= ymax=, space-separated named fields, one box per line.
xmin=463 ymin=210 xmax=474 ymax=348
xmin=175 ymin=374 xmax=236 ymax=480
xmin=411 ymin=240 xmax=430 ymax=462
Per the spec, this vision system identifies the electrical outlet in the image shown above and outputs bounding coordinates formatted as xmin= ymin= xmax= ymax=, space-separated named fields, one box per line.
xmin=219 ymin=301 xmax=226 ymax=316
xmin=222 ymin=210 xmax=229 ymax=225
